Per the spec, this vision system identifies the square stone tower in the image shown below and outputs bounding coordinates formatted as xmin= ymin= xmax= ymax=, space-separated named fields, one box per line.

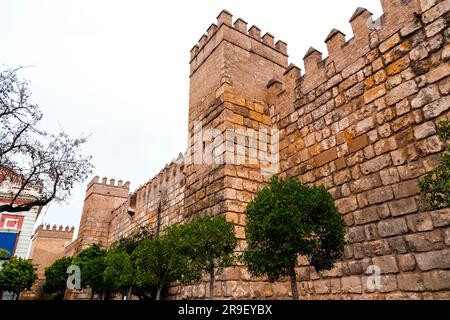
xmin=184 ymin=10 xmax=290 ymax=237
xmin=74 ymin=176 xmax=130 ymax=253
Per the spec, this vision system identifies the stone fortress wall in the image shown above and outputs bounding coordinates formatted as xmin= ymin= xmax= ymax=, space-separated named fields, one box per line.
xmin=69 ymin=0 xmax=450 ymax=299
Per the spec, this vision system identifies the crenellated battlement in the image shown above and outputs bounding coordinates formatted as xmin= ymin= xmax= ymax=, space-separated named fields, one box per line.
xmin=190 ymin=10 xmax=288 ymax=60
xmin=33 ymin=224 xmax=75 ymax=240
xmin=190 ymin=9 xmax=289 ymax=75
xmin=298 ymin=0 xmax=421 ymax=95
xmin=87 ymin=176 xmax=130 ymax=190
xmin=139 ymin=153 xmax=186 ymax=194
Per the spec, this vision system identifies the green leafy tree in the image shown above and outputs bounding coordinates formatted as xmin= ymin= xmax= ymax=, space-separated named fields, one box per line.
xmin=0 ymin=256 xmax=37 ymax=299
xmin=115 ymin=226 xmax=154 ymax=254
xmin=43 ymin=256 xmax=72 ymax=299
xmin=241 ymin=176 xmax=347 ymax=300
xmin=83 ymin=255 xmax=108 ymax=299
xmin=419 ymin=120 xmax=450 ymax=209
xmin=112 ymin=227 xmax=154 ymax=300
xmin=169 ymin=216 xmax=237 ymax=300
xmin=103 ymin=246 xmax=133 ymax=299
xmin=132 ymin=235 xmax=189 ymax=300
xmin=0 ymin=248 xmax=10 ymax=260
xmin=73 ymin=243 xmax=105 ymax=268
xmin=73 ymin=244 xmax=106 ymax=299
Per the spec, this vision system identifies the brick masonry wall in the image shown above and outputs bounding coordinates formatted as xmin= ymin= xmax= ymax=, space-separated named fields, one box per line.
xmin=107 ymin=160 xmax=186 ymax=244
xmin=271 ymin=0 xmax=450 ymax=299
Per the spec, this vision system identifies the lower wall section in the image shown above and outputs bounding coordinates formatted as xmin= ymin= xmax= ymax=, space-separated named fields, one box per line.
xmin=167 ymin=248 xmax=450 ymax=300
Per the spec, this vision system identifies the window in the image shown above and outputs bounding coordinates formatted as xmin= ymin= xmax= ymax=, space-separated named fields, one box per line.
xmin=0 ymin=232 xmax=19 ymax=257
xmin=3 ymin=218 xmax=19 ymax=229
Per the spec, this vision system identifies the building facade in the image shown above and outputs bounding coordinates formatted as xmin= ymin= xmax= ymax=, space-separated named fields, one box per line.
xmin=68 ymin=0 xmax=450 ymax=299
xmin=0 ymin=170 xmax=42 ymax=299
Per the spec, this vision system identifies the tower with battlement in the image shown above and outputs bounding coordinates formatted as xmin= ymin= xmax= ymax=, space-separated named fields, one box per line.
xmin=74 ymin=176 xmax=130 ymax=253
xmin=184 ymin=9 xmax=291 ymax=230
xmin=21 ymin=224 xmax=75 ymax=299
xmin=28 ymin=224 xmax=75 ymax=278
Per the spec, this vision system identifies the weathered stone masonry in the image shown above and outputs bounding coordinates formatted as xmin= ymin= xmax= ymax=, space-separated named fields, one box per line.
xmin=69 ymin=0 xmax=450 ymax=299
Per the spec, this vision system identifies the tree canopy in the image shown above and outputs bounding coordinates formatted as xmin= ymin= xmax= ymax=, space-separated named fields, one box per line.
xmin=131 ymin=235 xmax=189 ymax=300
xmin=72 ymin=244 xmax=106 ymax=299
xmin=0 ymin=256 xmax=37 ymax=299
xmin=43 ymin=256 xmax=73 ymax=299
xmin=241 ymin=176 xmax=347 ymax=300
xmin=168 ymin=216 xmax=237 ymax=299
xmin=103 ymin=246 xmax=133 ymax=297
xmin=115 ymin=226 xmax=154 ymax=254
xmin=0 ymin=248 xmax=10 ymax=260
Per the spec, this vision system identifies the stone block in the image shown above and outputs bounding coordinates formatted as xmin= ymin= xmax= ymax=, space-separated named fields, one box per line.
xmin=397 ymin=273 xmax=426 ymax=292
xmin=367 ymin=186 xmax=394 ymax=205
xmin=415 ymin=249 xmax=450 ymax=271
xmin=388 ymin=198 xmax=418 ymax=217
xmin=341 ymin=276 xmax=362 ymax=294
xmin=398 ymin=254 xmax=416 ymax=272
xmin=371 ymin=255 xmax=399 ymax=274
xmin=378 ymin=218 xmax=408 ymax=238
xmin=392 ymin=180 xmax=420 ymax=199
xmin=413 ymin=121 xmax=437 ymax=139
xmin=422 ymin=270 xmax=450 ymax=291
xmin=385 ymin=80 xmax=418 ymax=106
xmin=406 ymin=231 xmax=444 ymax=253
xmin=406 ymin=213 xmax=434 ymax=232
xmin=430 ymin=209 xmax=450 ymax=227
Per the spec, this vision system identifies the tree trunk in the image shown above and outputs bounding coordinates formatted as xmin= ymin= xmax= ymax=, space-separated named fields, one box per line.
xmin=290 ymin=265 xmax=299 ymax=300
xmin=209 ymin=269 xmax=215 ymax=300
xmin=156 ymin=285 xmax=163 ymax=300
xmin=127 ymin=286 xmax=132 ymax=300
xmin=90 ymin=289 xmax=94 ymax=300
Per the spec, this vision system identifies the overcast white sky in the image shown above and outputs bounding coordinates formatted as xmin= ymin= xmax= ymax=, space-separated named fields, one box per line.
xmin=1 ymin=0 xmax=383 ymax=237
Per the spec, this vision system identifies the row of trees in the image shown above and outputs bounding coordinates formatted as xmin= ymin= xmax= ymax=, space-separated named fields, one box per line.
xmin=45 ymin=217 xmax=237 ymax=300
xmin=44 ymin=177 xmax=347 ymax=300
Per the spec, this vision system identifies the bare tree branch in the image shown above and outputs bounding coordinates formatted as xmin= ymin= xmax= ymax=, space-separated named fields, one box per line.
xmin=0 ymin=65 xmax=93 ymax=214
